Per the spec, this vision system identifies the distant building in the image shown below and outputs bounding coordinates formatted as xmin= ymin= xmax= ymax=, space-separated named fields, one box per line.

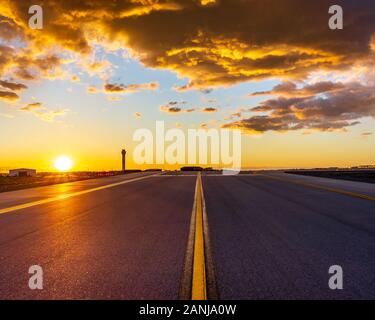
xmin=9 ymin=168 xmax=36 ymax=177
xmin=351 ymin=165 xmax=375 ymax=169
xmin=180 ymin=166 xmax=203 ymax=171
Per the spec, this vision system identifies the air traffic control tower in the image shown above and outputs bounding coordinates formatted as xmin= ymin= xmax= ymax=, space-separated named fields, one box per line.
xmin=121 ymin=149 xmax=126 ymax=173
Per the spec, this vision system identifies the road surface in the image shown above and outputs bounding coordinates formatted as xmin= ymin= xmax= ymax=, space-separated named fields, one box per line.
xmin=0 ymin=171 xmax=374 ymax=299
xmin=203 ymin=174 xmax=375 ymax=299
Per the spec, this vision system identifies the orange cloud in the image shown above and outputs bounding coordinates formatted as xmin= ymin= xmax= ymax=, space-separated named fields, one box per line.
xmin=251 ymin=81 xmax=345 ymax=98
xmin=19 ymin=101 xmax=68 ymax=122
xmin=33 ymin=109 xmax=68 ymax=122
xmin=160 ymin=103 xmax=195 ymax=114
xmin=160 ymin=105 xmax=182 ymax=113
xmin=361 ymin=132 xmax=372 ymax=138
xmin=87 ymin=86 xmax=98 ymax=94
xmin=201 ymin=107 xmax=218 ymax=113
xmin=1 ymin=0 xmax=374 ymax=93
xmin=1 ymin=0 xmax=375 ymax=137
xmin=134 ymin=112 xmax=142 ymax=119
xmin=0 ymin=79 xmax=27 ymax=91
xmin=104 ymin=81 xmax=159 ymax=93
xmin=71 ymin=75 xmax=80 ymax=82
xmin=20 ymin=102 xmax=42 ymax=111
xmin=0 ymin=90 xmax=19 ymax=101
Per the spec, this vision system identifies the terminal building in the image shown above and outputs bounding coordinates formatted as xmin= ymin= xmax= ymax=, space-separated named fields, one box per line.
xmin=9 ymin=168 xmax=36 ymax=177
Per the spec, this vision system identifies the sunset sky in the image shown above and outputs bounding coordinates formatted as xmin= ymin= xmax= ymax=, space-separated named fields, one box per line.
xmin=1 ymin=0 xmax=375 ymax=172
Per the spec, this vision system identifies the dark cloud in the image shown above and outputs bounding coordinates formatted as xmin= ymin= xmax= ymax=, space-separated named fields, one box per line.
xmin=251 ymin=81 xmax=345 ymax=97
xmin=0 ymin=42 xmax=61 ymax=82
xmin=14 ymin=68 xmax=36 ymax=81
xmin=1 ymin=0 xmax=375 ymax=137
xmin=2 ymin=0 xmax=374 ymax=92
xmin=103 ymin=0 xmax=375 ymax=89
xmin=160 ymin=104 xmax=195 ymax=113
xmin=0 ymin=90 xmax=19 ymax=101
xmin=201 ymin=107 xmax=218 ymax=112
xmin=161 ymin=106 xmax=182 ymax=113
xmin=223 ymin=81 xmax=375 ymax=133
xmin=0 ymin=80 xmax=27 ymax=91
xmin=0 ymin=44 xmax=15 ymax=75
xmin=0 ymin=15 xmax=24 ymax=41
xmin=104 ymin=82 xmax=159 ymax=93
xmin=104 ymin=83 xmax=125 ymax=93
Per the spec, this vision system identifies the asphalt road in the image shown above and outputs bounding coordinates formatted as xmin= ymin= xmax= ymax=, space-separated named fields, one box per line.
xmin=0 ymin=174 xmax=195 ymax=299
xmin=202 ymin=174 xmax=375 ymax=299
xmin=0 ymin=172 xmax=374 ymax=299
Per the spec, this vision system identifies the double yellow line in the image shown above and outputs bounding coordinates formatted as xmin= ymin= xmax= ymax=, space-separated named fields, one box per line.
xmin=191 ymin=172 xmax=207 ymax=300
xmin=179 ymin=172 xmax=218 ymax=300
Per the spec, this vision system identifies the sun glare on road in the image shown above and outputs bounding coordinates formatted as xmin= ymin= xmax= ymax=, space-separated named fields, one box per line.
xmin=54 ymin=156 xmax=73 ymax=172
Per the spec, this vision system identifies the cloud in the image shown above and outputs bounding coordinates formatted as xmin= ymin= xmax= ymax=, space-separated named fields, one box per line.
xmin=71 ymin=75 xmax=80 ymax=82
xmin=1 ymin=0 xmax=375 ymax=138
xmin=87 ymin=86 xmax=98 ymax=94
xmin=15 ymin=54 xmax=62 ymax=80
xmin=0 ymin=80 xmax=27 ymax=91
xmin=159 ymin=100 xmax=194 ymax=113
xmin=20 ymin=102 xmax=42 ymax=111
xmin=1 ymin=0 xmax=374 ymax=94
xmin=0 ymin=90 xmax=19 ymax=101
xmin=104 ymin=81 xmax=159 ymax=93
xmin=19 ymin=101 xmax=67 ymax=122
xmin=134 ymin=112 xmax=142 ymax=119
xmin=361 ymin=132 xmax=372 ymax=137
xmin=160 ymin=105 xmax=182 ymax=113
xmin=201 ymin=107 xmax=218 ymax=113
xmin=200 ymin=0 xmax=217 ymax=5
xmin=251 ymin=81 xmax=345 ymax=98
xmin=160 ymin=104 xmax=195 ymax=114
xmin=33 ymin=109 xmax=68 ymax=122
xmin=161 ymin=105 xmax=218 ymax=114
xmin=102 ymin=0 xmax=375 ymax=89
xmin=225 ymin=111 xmax=242 ymax=120
xmin=0 ymin=15 xmax=24 ymax=41
xmin=223 ymin=81 xmax=375 ymax=133
xmin=168 ymin=100 xmax=187 ymax=105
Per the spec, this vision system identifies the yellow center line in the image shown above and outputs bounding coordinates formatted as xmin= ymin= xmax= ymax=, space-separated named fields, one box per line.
xmin=0 ymin=174 xmax=158 ymax=215
xmin=192 ymin=172 xmax=207 ymax=300
xmin=260 ymin=174 xmax=375 ymax=201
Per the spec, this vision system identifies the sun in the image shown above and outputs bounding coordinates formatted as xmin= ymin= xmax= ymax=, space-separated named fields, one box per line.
xmin=54 ymin=156 xmax=73 ymax=172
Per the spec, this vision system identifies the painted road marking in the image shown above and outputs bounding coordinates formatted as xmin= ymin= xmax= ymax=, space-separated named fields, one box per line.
xmin=192 ymin=172 xmax=207 ymax=300
xmin=261 ymin=174 xmax=375 ymax=201
xmin=179 ymin=172 xmax=218 ymax=300
xmin=0 ymin=174 xmax=158 ymax=215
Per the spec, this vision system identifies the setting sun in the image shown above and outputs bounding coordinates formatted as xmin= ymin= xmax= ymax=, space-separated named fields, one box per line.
xmin=54 ymin=156 xmax=73 ymax=172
